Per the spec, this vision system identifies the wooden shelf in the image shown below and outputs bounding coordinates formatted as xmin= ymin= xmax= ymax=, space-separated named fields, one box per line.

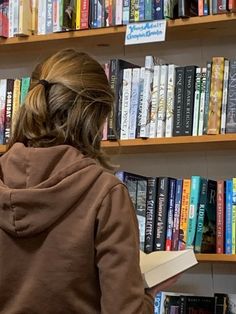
xmin=102 ymin=134 xmax=236 ymax=154
xmin=0 ymin=14 xmax=235 ymax=52
xmin=196 ymin=254 xmax=236 ymax=263
xmin=1 ymin=134 xmax=236 ymax=155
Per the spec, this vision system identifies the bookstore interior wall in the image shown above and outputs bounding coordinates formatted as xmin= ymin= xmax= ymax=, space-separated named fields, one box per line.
xmin=4 ymin=29 xmax=236 ymax=296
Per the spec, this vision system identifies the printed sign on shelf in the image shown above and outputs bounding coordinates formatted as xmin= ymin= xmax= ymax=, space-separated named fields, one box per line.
xmin=125 ymin=20 xmax=167 ymax=45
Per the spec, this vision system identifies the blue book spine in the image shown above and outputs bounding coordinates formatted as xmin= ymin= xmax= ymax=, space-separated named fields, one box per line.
xmin=194 ymin=178 xmax=207 ymax=253
xmin=154 ymin=292 xmax=162 ymax=314
xmin=153 ymin=0 xmax=164 ymax=20
xmin=122 ymin=0 xmax=129 ymax=24
xmin=139 ymin=0 xmax=145 ymax=21
xmin=186 ymin=176 xmax=202 ymax=248
xmin=165 ymin=179 xmax=176 ymax=251
xmin=225 ymin=179 xmax=233 ymax=254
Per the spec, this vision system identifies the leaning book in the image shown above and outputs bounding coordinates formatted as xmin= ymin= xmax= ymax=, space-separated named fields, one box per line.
xmin=140 ymin=249 xmax=197 ymax=288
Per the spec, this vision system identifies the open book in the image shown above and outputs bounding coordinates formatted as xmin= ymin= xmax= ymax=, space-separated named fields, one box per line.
xmin=140 ymin=249 xmax=198 ymax=288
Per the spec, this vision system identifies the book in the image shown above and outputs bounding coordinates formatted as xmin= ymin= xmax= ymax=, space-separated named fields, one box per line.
xmin=139 ymin=249 xmax=198 ymax=288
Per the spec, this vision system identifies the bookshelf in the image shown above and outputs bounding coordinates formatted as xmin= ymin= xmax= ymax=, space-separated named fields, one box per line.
xmin=0 ymin=14 xmax=235 ymax=53
xmin=3 ymin=13 xmax=236 ymax=295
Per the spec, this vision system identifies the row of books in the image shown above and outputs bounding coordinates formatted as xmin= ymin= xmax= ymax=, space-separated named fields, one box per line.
xmin=116 ymin=171 xmax=236 ymax=255
xmin=1 ymin=0 xmax=236 ymax=38
xmin=0 ymin=77 xmax=30 ymax=144
xmin=103 ymin=56 xmax=236 ymax=140
xmin=154 ymin=292 xmax=233 ymax=314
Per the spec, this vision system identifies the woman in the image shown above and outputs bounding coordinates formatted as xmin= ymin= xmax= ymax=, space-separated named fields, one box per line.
xmin=0 ymin=49 xmax=177 ymax=313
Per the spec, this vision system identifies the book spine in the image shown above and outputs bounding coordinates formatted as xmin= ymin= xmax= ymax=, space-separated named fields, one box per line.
xmin=8 ymin=0 xmax=13 ymax=37
xmin=149 ymin=65 xmax=161 ymax=138
xmin=38 ymin=0 xmax=46 ymax=35
xmin=192 ymin=67 xmax=202 ymax=136
xmin=178 ymin=179 xmax=191 ymax=250
xmin=53 ymin=0 xmax=62 ymax=32
xmin=225 ymin=179 xmax=232 ymax=254
xmin=0 ymin=79 xmax=7 ymax=144
xmin=4 ymin=79 xmax=14 ymax=144
xmin=212 ymin=0 xmax=217 ymax=13
xmin=97 ymin=0 xmax=103 ymax=28
xmin=11 ymin=79 xmax=21 ymax=134
xmin=220 ymin=59 xmax=229 ymax=134
xmin=129 ymin=0 xmax=135 ymax=22
xmin=136 ymin=67 xmax=145 ymax=138
xmin=129 ymin=68 xmax=140 ymax=139
xmin=165 ymin=178 xmax=176 ymax=251
xmin=232 ymin=0 xmax=236 ymax=11
xmin=120 ymin=68 xmax=132 ymax=139
xmin=216 ymin=180 xmax=225 ymax=254
xmin=198 ymin=0 xmax=204 ymax=15
xmin=32 ymin=0 xmax=38 ymax=34
xmin=203 ymin=0 xmax=209 ymax=14
xmin=144 ymin=0 xmax=152 ymax=20
xmin=173 ymin=67 xmax=185 ymax=136
xmin=153 ymin=0 xmax=164 ymax=20
xmin=136 ymin=178 xmax=147 ymax=251
xmin=198 ymin=67 xmax=207 ymax=136
xmin=75 ymin=0 xmax=81 ymax=29
xmin=115 ymin=0 xmax=122 ymax=24
xmin=203 ymin=61 xmax=212 ymax=135
xmin=139 ymin=0 xmax=145 ymax=21
xmin=122 ymin=0 xmax=129 ymax=24
xmin=108 ymin=59 xmax=118 ymax=140
xmin=232 ymin=178 xmax=236 ymax=254
xmin=207 ymin=57 xmax=225 ymax=135
xmin=226 ymin=60 xmax=236 ymax=134
xmin=13 ymin=0 xmax=19 ymax=35
xmin=154 ymin=177 xmax=170 ymax=251
xmin=140 ymin=56 xmax=154 ymax=138
xmin=186 ymin=176 xmax=202 ymax=249
xmin=156 ymin=64 xmax=168 ymax=138
xmin=20 ymin=77 xmax=30 ymax=105
xmin=46 ymin=0 xmax=53 ymax=33
xmin=194 ymin=178 xmax=208 ymax=253
xmin=165 ymin=64 xmax=176 ymax=138
xmin=80 ymin=0 xmax=89 ymax=29
xmin=145 ymin=177 xmax=158 ymax=253
xmin=171 ymin=178 xmax=183 ymax=251
xmin=228 ymin=0 xmax=233 ymax=10
xmin=1 ymin=0 xmax=9 ymax=38
xmin=183 ymin=65 xmax=196 ymax=136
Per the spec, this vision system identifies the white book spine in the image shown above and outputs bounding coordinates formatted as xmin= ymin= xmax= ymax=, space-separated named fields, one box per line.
xmin=9 ymin=0 xmax=14 ymax=37
xmin=53 ymin=0 xmax=62 ymax=32
xmin=198 ymin=68 xmax=207 ymax=136
xmin=129 ymin=68 xmax=140 ymax=139
xmin=140 ymin=56 xmax=154 ymax=138
xmin=192 ymin=67 xmax=202 ymax=136
xmin=13 ymin=0 xmax=19 ymax=36
xmin=120 ymin=68 xmax=132 ymax=140
xmin=116 ymin=0 xmax=123 ymax=25
xmin=165 ymin=64 xmax=176 ymax=138
xmin=221 ymin=59 xmax=229 ymax=134
xmin=38 ymin=0 xmax=46 ymax=35
xmin=149 ymin=65 xmax=161 ymax=138
xmin=156 ymin=64 xmax=168 ymax=138
xmin=136 ymin=67 xmax=145 ymax=137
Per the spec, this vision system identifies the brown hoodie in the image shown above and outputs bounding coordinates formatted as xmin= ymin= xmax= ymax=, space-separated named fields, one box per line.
xmin=0 ymin=143 xmax=154 ymax=314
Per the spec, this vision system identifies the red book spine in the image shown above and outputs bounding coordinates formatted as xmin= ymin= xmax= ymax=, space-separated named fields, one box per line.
xmin=198 ymin=0 xmax=204 ymax=16
xmin=216 ymin=180 xmax=225 ymax=254
xmin=228 ymin=0 xmax=233 ymax=10
xmin=80 ymin=0 xmax=89 ymax=29
xmin=2 ymin=0 xmax=9 ymax=38
xmin=232 ymin=0 xmax=236 ymax=11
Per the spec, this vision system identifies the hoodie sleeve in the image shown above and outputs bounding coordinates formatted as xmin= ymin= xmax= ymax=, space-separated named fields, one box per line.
xmin=95 ymin=183 xmax=154 ymax=314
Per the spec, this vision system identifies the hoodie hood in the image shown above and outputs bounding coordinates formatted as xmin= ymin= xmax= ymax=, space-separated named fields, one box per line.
xmin=0 ymin=143 xmax=102 ymax=237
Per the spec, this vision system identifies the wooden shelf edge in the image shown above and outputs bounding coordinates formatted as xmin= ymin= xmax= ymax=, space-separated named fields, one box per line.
xmin=196 ymin=254 xmax=236 ymax=262
xmin=0 ymin=14 xmax=235 ymax=47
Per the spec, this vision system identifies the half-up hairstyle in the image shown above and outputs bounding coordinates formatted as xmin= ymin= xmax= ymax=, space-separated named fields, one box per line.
xmin=8 ymin=49 xmax=114 ymax=169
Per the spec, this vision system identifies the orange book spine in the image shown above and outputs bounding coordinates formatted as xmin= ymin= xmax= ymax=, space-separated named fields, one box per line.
xmin=178 ymin=179 xmax=191 ymax=250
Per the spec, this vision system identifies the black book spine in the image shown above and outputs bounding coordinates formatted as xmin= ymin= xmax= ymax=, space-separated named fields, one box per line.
xmin=144 ymin=177 xmax=158 ymax=253
xmin=178 ymin=0 xmax=189 ymax=17
xmin=154 ymin=177 xmax=169 ymax=251
xmin=108 ymin=59 xmax=118 ymax=140
xmin=183 ymin=65 xmax=196 ymax=135
xmin=4 ymin=79 xmax=14 ymax=144
xmin=173 ymin=67 xmax=185 ymax=136
xmin=129 ymin=0 xmax=135 ymax=22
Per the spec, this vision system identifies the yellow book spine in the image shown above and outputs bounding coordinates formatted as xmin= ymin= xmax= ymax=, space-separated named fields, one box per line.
xmin=32 ymin=0 xmax=38 ymax=34
xmin=179 ymin=179 xmax=191 ymax=250
xmin=11 ymin=79 xmax=21 ymax=134
xmin=19 ymin=0 xmax=32 ymax=36
xmin=76 ymin=0 xmax=81 ymax=29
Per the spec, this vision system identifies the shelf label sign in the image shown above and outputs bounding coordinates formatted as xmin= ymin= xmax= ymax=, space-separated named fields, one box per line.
xmin=125 ymin=20 xmax=167 ymax=45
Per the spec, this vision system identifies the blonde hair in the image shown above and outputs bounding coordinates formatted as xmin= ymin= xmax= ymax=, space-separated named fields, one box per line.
xmin=8 ymin=49 xmax=114 ymax=169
